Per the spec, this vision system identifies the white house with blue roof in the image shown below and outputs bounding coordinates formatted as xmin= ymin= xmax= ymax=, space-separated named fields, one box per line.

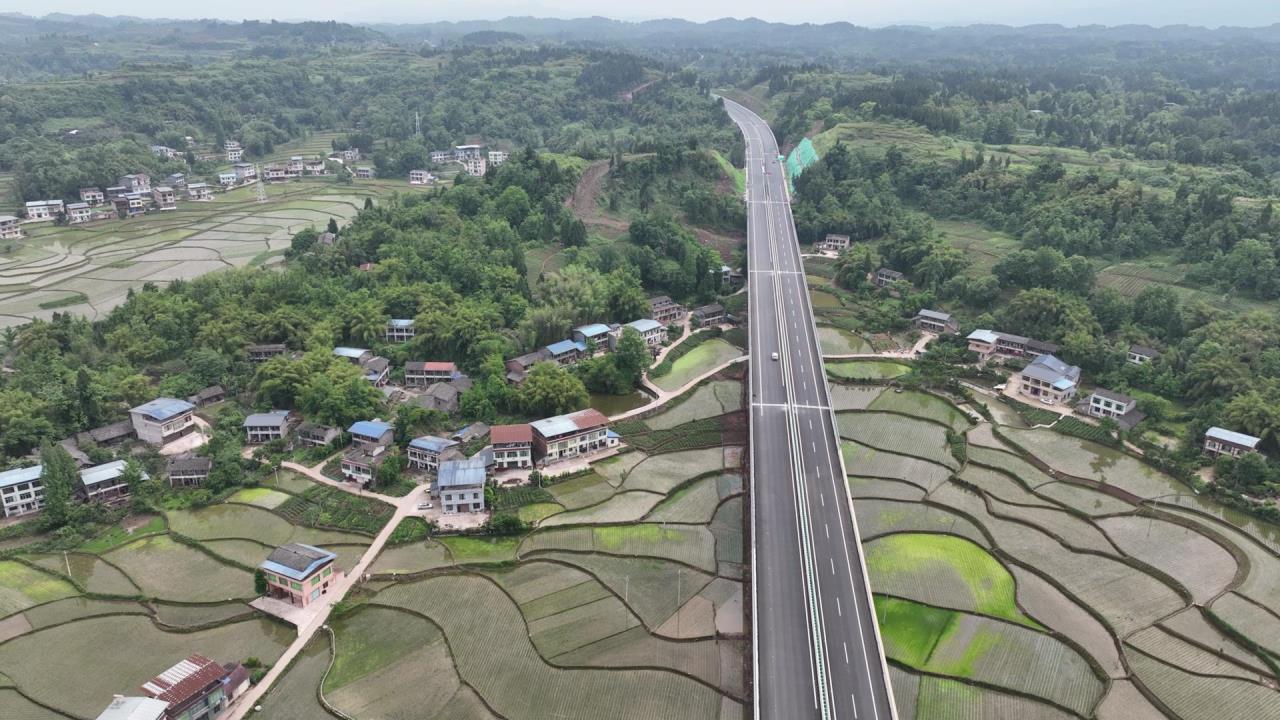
xmin=408 ymin=435 xmax=460 ymax=474
xmin=129 ymin=397 xmax=196 ymax=446
xmin=348 ymin=420 xmax=394 ymax=450
xmin=546 ymin=338 xmax=589 ymax=366
xmin=1018 ymin=354 xmax=1081 ymax=405
xmin=572 ymin=323 xmax=616 ymax=354
xmin=0 ymin=465 xmax=45 ymax=518
xmin=619 ymin=318 xmax=667 ymax=349
xmin=386 ymin=318 xmax=416 ymax=343
xmin=259 ymin=543 xmax=339 ymax=608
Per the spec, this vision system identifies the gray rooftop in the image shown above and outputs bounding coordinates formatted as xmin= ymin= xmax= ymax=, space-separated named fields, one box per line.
xmin=437 ymin=457 xmax=487 ymax=489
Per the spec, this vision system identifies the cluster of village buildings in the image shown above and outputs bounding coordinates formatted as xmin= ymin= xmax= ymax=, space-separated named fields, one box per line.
xmin=93 ymin=653 xmax=251 ymax=720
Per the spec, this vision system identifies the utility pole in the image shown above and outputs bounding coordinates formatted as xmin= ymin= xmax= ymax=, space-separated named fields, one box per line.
xmin=415 ymin=111 xmax=421 ymax=138
xmin=255 ymin=164 xmax=268 ymax=204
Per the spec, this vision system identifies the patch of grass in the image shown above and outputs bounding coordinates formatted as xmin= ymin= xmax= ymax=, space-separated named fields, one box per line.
xmin=228 ymin=487 xmax=292 ymax=509
xmin=438 ymin=536 xmax=519 ymax=564
xmin=37 ymin=292 xmax=89 ymax=310
xmin=78 ymin=515 xmax=165 ymax=553
xmin=387 ymin=517 xmax=431 ymax=546
xmin=711 ymin=149 xmax=745 ymax=195
xmin=517 ymin=503 xmax=564 ymax=524
xmin=826 ymin=360 xmax=910 ymax=380
xmin=493 ymin=485 xmax=556 ymax=512
xmin=653 ymin=339 xmax=744 ymax=392
xmin=874 ymin=595 xmax=955 ymax=666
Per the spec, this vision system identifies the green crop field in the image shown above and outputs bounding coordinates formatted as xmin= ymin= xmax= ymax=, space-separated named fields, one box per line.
xmin=837 ymin=412 xmax=959 ymax=469
xmin=104 ymin=535 xmax=255 ymax=602
xmin=646 ymin=380 xmax=742 ymax=430
xmin=826 ymin=359 xmax=910 ymax=380
xmin=0 ymin=562 xmax=78 ymax=616
xmin=816 ymin=325 xmax=874 ymax=354
xmin=869 ymin=389 xmax=972 ymax=431
xmin=652 ymin=339 xmax=744 ymax=392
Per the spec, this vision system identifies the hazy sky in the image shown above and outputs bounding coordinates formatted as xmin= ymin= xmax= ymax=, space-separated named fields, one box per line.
xmin=29 ymin=0 xmax=1280 ymax=27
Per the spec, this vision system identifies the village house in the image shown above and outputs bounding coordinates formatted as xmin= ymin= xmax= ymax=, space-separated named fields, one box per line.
xmin=94 ymin=696 xmax=168 ymax=720
xmin=619 ymin=318 xmax=667 ymax=350
xmin=386 ymin=318 xmax=416 ymax=342
xmin=166 ymin=173 xmax=187 ymax=190
xmin=435 ymin=457 xmax=488 ymax=513
xmin=505 ymin=348 xmax=552 ymax=384
xmin=648 ymin=295 xmax=686 ymax=325
xmin=913 ymin=309 xmax=960 ymax=335
xmin=1203 ymin=427 xmax=1263 ymax=459
xmin=24 ymin=200 xmax=63 ymax=221
xmin=405 ymin=361 xmax=457 ymax=386
xmin=78 ymin=460 xmax=138 ymax=504
xmin=1018 ymin=354 xmax=1081 ymax=405
xmin=233 ymin=163 xmax=257 ymax=182
xmin=966 ymin=329 xmax=1060 ymax=362
xmin=531 ymin=408 xmax=616 ymax=462
xmin=264 ymin=164 xmax=287 ymax=182
xmin=490 ymin=424 xmax=533 ymax=469
xmin=1127 ymin=344 xmax=1162 ymax=365
xmin=286 ymin=156 xmax=304 ymax=177
xmin=572 ymin=323 xmax=616 ymax=354
xmin=243 ymin=410 xmax=293 ymax=444
xmin=150 ymin=144 xmax=180 ymax=160
xmin=105 ymin=186 xmax=128 ymax=199
xmin=318 ymin=231 xmax=337 ymax=247
xmin=152 ymin=186 xmax=177 ymax=211
xmin=873 ymin=267 xmax=905 ymax=288
xmin=112 ymin=193 xmax=149 ymax=218
xmin=80 ymin=187 xmax=105 ymax=205
xmin=340 ymin=450 xmax=384 ymax=483
xmin=430 ymin=150 xmax=451 ymax=164
xmin=1085 ymin=388 xmax=1144 ymax=429
xmin=186 ymin=183 xmax=213 ymax=201
xmin=0 ymin=215 xmax=21 ymax=239
xmin=0 ymin=465 xmax=44 ymax=518
xmin=817 ymin=233 xmax=851 ymax=252
xmin=720 ymin=264 xmax=744 ymax=289
xmin=140 ymin=653 xmax=248 ymax=720
xmin=247 ymin=343 xmax=288 ymax=362
xmin=120 ymin=174 xmax=151 ymax=194
xmin=362 ymin=355 xmax=390 ymax=385
xmin=167 ymin=455 xmax=212 ymax=487
xmin=333 ymin=346 xmax=372 ymax=364
xmin=225 ymin=140 xmax=243 ymax=162
xmin=218 ymin=172 xmax=238 ymax=187
xmin=488 ymin=150 xmax=509 ymax=166
xmin=691 ymin=303 xmax=726 ymax=328
xmin=129 ymin=398 xmax=196 ymax=446
xmin=462 ymin=156 xmax=487 ymax=177
xmin=546 ymin=338 xmax=589 ymax=366
xmin=452 ymin=422 xmax=490 ymax=445
xmin=348 ymin=420 xmax=394 ymax=450
xmin=75 ymin=420 xmax=135 ymax=448
xmin=409 ymin=169 xmax=433 ymax=184
xmin=355 ymin=166 xmax=376 ymax=179
xmin=259 ymin=544 xmax=338 ymax=608
xmin=408 ymin=435 xmax=460 ymax=474
xmin=414 ymin=383 xmax=462 ymax=413
xmin=296 ymin=423 xmax=342 ymax=448
xmin=301 ymin=158 xmax=324 ymax=175
xmin=454 ymin=144 xmax=483 ymax=161
xmin=67 ymin=202 xmax=93 ymax=224
xmin=337 ymin=148 xmax=361 ymax=163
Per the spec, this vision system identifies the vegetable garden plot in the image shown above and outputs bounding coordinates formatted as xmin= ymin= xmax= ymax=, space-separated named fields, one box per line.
xmin=28 ymin=552 xmax=138 ymax=595
xmin=711 ymin=496 xmax=744 ymax=566
xmin=0 ymin=561 xmax=77 ymax=617
xmin=1128 ymin=648 xmax=1280 ymax=720
xmin=1094 ymin=679 xmax=1169 ymax=720
xmin=647 ymin=381 xmax=742 ymax=430
xmin=986 ymin=495 xmax=1119 ymax=555
xmin=542 ymin=491 xmax=666 ymax=527
xmin=519 ymin=503 xmax=565 ymax=524
xmin=1034 ymin=481 xmax=1135 ymax=516
xmin=165 ymin=503 xmax=296 ymax=544
xmin=595 ymin=452 xmax=647 ymax=486
xmin=701 ymin=578 xmax=744 ymax=635
xmin=913 ymin=674 xmax=1079 ymax=720
xmin=548 ymin=471 xmax=619 ymax=510
xmin=0 ymin=615 xmax=291 ymax=718
xmin=847 ymin=475 xmax=928 ymax=502
xmin=152 ymin=602 xmax=255 ymax=629
xmin=532 ymin=552 xmax=715 ymax=630
xmin=440 ymin=536 xmax=520 ymax=564
xmin=966 ymin=446 xmax=1056 ymax=489
xmin=865 ymin=534 xmax=1034 ymax=625
xmin=869 ymin=390 xmax=971 ymax=431
xmin=555 ymin=625 xmax=728 ymax=695
xmin=375 ymin=575 xmax=727 ymax=720
xmin=531 ymin=594 xmax=637 ymax=657
xmin=1008 ymin=564 xmax=1125 ymax=678
xmin=1211 ymin=593 xmax=1280 ymax=657
xmin=623 ymin=447 xmax=727 ymax=494
xmin=889 ymin=666 xmax=920 ymax=720
xmin=653 ymin=340 xmax=743 ymax=392
xmin=1161 ymin=507 xmax=1280 ymax=607
xmin=523 ymin=524 xmax=718 ymax=572
xmin=22 ymin=597 xmax=146 ymax=629
xmin=964 ymin=423 xmax=1010 ymax=450
xmin=829 ymin=385 xmax=884 ymax=411
xmin=1160 ymin=606 xmax=1272 ymax=675
xmin=486 ymin=560 xmax=595 ymax=606
xmin=1097 ymin=515 xmax=1237 ymax=603
xmin=253 ymin=636 xmax=333 ymax=720
xmin=227 ymin=487 xmax=292 ymax=508
xmin=816 ymin=325 xmax=874 ymax=354
xmin=105 ymin=535 xmax=254 ymax=602
xmin=932 ymin=483 xmax=1186 ymax=636
xmin=1002 ymin=428 xmax=1187 ymax=498
xmin=854 ymin=498 xmax=991 ymax=548
xmin=876 ymin=596 xmax=956 ymax=666
xmin=646 ymin=475 xmax=729 ymax=523
xmin=837 ymin=412 xmax=959 ymax=470
xmin=656 ymin=590 xmax=717 ymax=639
xmin=370 ymin=540 xmax=454 ymax=575
xmin=201 ymin=538 xmax=275 ymax=568
xmin=957 ymin=466 xmax=1057 ymax=508
xmin=1158 ymin=493 xmax=1280 ymax=554
xmin=1127 ymin=627 xmax=1262 ymax=681
xmin=841 ymin=441 xmax=953 ymax=492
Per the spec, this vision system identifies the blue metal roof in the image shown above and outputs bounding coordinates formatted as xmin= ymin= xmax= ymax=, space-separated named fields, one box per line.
xmin=131 ymin=397 xmax=195 ymax=421
xmin=625 ymin=318 xmax=662 ymax=333
xmin=546 ymin=339 xmax=579 ymax=355
xmin=388 ymin=318 xmax=414 ymax=328
xmin=348 ymin=420 xmax=392 ymax=438
xmin=410 ymin=435 xmax=457 ymax=453
xmin=575 ymin=323 xmax=612 ymax=337
xmin=333 ymin=346 xmax=369 ymax=359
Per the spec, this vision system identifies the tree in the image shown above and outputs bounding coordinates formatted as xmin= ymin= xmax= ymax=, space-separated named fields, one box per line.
xmin=254 ymin=569 xmax=268 ymax=595
xmin=486 ymin=512 xmax=527 ymax=536
xmin=327 ymin=217 xmax=340 ymax=235
xmin=376 ymin=453 xmax=408 ymax=489
xmin=519 ymin=362 xmax=589 ymax=416
xmin=38 ymin=444 xmax=79 ymax=529
xmin=612 ymin=328 xmax=649 ymax=389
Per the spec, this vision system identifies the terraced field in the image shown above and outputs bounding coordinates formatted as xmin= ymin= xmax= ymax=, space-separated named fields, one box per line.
xmin=829 ymin=382 xmax=1280 ymax=718
xmin=0 ymin=175 xmax=432 ymax=328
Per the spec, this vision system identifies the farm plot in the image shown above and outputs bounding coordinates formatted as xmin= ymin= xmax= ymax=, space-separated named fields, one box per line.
xmin=653 ymin=340 xmax=743 ymax=392
xmin=369 ymin=540 xmax=454 ymax=576
xmin=521 ymin=524 xmax=718 ymax=572
xmin=152 ymin=601 xmax=255 ymax=629
xmin=0 ymin=615 xmax=291 ymax=718
xmin=847 ymin=476 xmax=928 ymax=502
xmin=964 ymin=423 xmax=1010 ymax=450
xmin=841 ymin=441 xmax=953 ymax=491
xmin=646 ymin=380 xmax=742 ymax=430
xmin=966 ymin=446 xmax=1056 ymax=488
xmin=623 ymin=447 xmax=728 ymax=493
xmin=555 ymin=625 xmax=728 ymax=694
xmin=826 ymin=360 xmax=909 ymax=380
xmin=21 ymin=597 xmax=146 ymax=630
xmin=540 ymin=491 xmax=666 ymax=527
xmin=864 ymin=534 xmax=1033 ymax=625
xmin=1034 ymin=481 xmax=1136 ymax=516
xmin=1098 ymin=515 xmax=1238 ymax=603
xmin=227 ymin=487 xmax=292 ymax=508
xmin=1002 ymin=428 xmax=1187 ymax=498
xmin=1007 ymin=564 xmax=1125 ymax=678
xmin=956 ymin=466 xmax=1057 ymax=508
xmin=253 ymin=636 xmax=335 ymax=720
xmin=528 ymin=589 xmax=637 ymax=656
xmin=168 ymin=500 xmax=381 ymax=547
xmin=837 ymin=412 xmax=959 ymax=470
xmin=518 ymin=503 xmax=565 ymax=525
xmin=594 ymin=452 xmax=647 ymax=486
xmin=0 ymin=688 xmax=68 ymax=720
xmin=1128 ymin=649 xmax=1280 ymax=720
xmin=104 ymin=535 xmax=254 ymax=602
xmin=985 ymin=495 xmax=1119 ymax=554
xmin=0 ymin=562 xmax=77 ymax=617
xmin=869 ymin=390 xmax=971 ymax=431
xmin=854 ymin=498 xmax=990 ymax=548
xmin=1160 ymin=507 xmax=1280 ymax=607
xmin=1126 ymin=627 xmax=1262 ymax=681
xmin=530 ymin=552 xmax=715 ymax=631
xmin=28 ymin=552 xmax=138 ymax=595
xmin=439 ymin=536 xmax=520 ymax=565
xmin=1210 ymin=593 xmax=1280 ymax=657
xmin=374 ymin=575 xmax=728 ymax=720
xmin=1160 ymin=606 xmax=1272 ymax=674
xmin=1157 ymin=492 xmax=1280 ymax=554
xmin=1095 ymin=679 xmax=1170 ymax=720
xmin=645 ymin=475 xmax=735 ymax=523
xmin=816 ymin=325 xmax=874 ymax=354
xmin=829 ymin=385 xmax=884 ymax=410
xmin=710 ymin=497 xmax=744 ymax=572
xmin=548 ymin=471 xmax=619 ymax=510
xmin=913 ymin=673 xmax=1080 ymax=720
xmin=200 ymin=538 xmax=276 ymax=568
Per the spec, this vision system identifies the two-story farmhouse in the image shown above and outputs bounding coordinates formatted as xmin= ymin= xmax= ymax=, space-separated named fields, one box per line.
xmin=1127 ymin=344 xmax=1162 ymax=365
xmin=1203 ymin=427 xmax=1262 ymax=459
xmin=873 ymin=267 xmax=905 ymax=288
xmin=0 ymin=465 xmax=44 ymax=518
xmin=129 ymin=398 xmax=196 ymax=446
xmin=167 ymin=455 xmax=212 ymax=487
xmin=546 ymin=339 xmax=589 ymax=366
xmin=572 ymin=323 xmax=615 ymax=354
xmin=0 ymin=215 xmax=21 ymax=239
xmin=1086 ymin=388 xmax=1144 ymax=429
xmin=296 ymin=423 xmax=342 ymax=448
xmin=434 ymin=457 xmax=488 ymax=513
xmin=1019 ymin=354 xmax=1081 ymax=405
xmin=243 ymin=410 xmax=293 ymax=444
xmin=408 ymin=435 xmax=460 ymax=474
xmin=531 ymin=408 xmax=615 ymax=462
xmin=152 ymin=186 xmax=177 ymax=210
xmin=187 ymin=183 xmax=213 ymax=201
xmin=490 ymin=424 xmax=533 ymax=469
xmin=140 ymin=654 xmax=241 ymax=720
xmin=619 ymin=318 xmax=667 ymax=350
xmin=77 ymin=460 xmax=138 ymax=504
xmin=405 ymin=361 xmax=457 ymax=387
xmin=691 ymin=303 xmax=725 ymax=328
xmin=648 ymin=296 xmax=686 ymax=325
xmin=259 ymin=544 xmax=338 ymax=608
xmin=913 ymin=309 xmax=960 ymax=335
xmin=505 ymin=349 xmax=551 ymax=384
xmin=348 ymin=420 xmax=394 ymax=450
xmin=80 ymin=187 xmax=105 ymax=205
xmin=247 ymin=343 xmax=287 ymax=362
xmin=385 ymin=319 xmax=416 ymax=343
xmin=817 ymin=233 xmax=851 ymax=252
xmin=966 ymin=329 xmax=1060 ymax=362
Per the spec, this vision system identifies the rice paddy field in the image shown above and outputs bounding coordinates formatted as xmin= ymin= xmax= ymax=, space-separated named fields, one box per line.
xmin=248 ymin=376 xmax=750 ymax=719
xmin=827 ymin=380 xmax=1280 ymax=718
xmin=0 ymin=174 xmax=433 ymax=329
xmin=0 ymin=472 xmax=389 ymax=718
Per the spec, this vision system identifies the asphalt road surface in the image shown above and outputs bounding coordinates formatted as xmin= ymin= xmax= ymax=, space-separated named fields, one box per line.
xmin=724 ymin=97 xmax=897 ymax=720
